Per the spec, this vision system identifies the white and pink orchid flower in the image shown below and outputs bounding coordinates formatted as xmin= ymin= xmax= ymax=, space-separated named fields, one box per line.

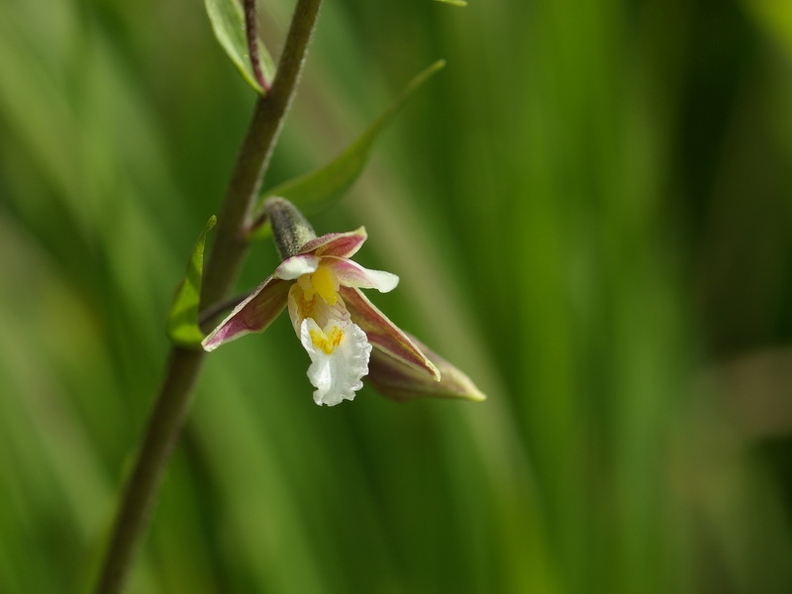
xmin=202 ymin=226 xmax=444 ymax=406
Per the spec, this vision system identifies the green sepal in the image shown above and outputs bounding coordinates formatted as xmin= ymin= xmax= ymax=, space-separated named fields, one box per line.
xmin=167 ymin=216 xmax=217 ymax=347
xmin=205 ymin=0 xmax=275 ymax=94
xmin=247 ymin=60 xmax=447 ymax=241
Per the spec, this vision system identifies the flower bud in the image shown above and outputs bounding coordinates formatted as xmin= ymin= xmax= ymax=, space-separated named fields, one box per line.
xmin=264 ymin=197 xmax=317 ymax=259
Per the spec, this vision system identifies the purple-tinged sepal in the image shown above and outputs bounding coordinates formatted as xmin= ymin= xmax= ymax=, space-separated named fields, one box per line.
xmin=202 ymin=276 xmax=290 ymax=351
xmin=367 ymin=334 xmax=486 ymax=402
xmin=340 ymin=287 xmax=440 ymax=380
xmin=300 ymin=227 xmax=368 ymax=259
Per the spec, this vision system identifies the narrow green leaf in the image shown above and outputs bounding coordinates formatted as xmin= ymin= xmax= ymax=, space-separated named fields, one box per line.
xmin=247 ymin=60 xmax=447 ymax=240
xmin=434 ymin=0 xmax=468 ymax=6
xmin=205 ymin=0 xmax=276 ymax=94
xmin=167 ymin=216 xmax=217 ymax=347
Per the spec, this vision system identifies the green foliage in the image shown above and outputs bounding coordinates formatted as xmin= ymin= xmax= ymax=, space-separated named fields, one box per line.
xmin=248 ymin=60 xmax=446 ymax=240
xmin=2 ymin=0 xmax=792 ymax=593
xmin=167 ymin=216 xmax=216 ymax=347
xmin=205 ymin=0 xmax=276 ymax=94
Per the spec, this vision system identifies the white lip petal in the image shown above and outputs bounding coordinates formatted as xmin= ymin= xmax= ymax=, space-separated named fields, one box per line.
xmin=299 ymin=318 xmax=372 ymax=406
xmin=274 ymin=254 xmax=320 ymax=280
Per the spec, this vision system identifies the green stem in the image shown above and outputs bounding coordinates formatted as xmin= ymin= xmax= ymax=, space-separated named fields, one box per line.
xmin=244 ymin=0 xmax=269 ymax=92
xmin=91 ymin=1 xmax=323 ymax=592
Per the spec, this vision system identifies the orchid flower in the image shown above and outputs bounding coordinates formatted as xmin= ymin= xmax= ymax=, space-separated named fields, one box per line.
xmin=202 ymin=198 xmax=485 ymax=406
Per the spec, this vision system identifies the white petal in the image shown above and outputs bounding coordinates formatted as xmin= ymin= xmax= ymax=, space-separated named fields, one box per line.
xmin=299 ymin=318 xmax=372 ymax=406
xmin=274 ymin=254 xmax=320 ymax=280
xmin=361 ymin=269 xmax=399 ymax=292
xmin=326 ymin=258 xmax=399 ymax=293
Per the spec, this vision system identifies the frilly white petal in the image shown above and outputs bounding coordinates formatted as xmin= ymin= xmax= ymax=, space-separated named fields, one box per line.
xmin=299 ymin=318 xmax=372 ymax=406
xmin=274 ymin=254 xmax=320 ymax=280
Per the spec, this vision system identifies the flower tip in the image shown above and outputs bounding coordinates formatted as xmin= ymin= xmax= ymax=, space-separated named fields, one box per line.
xmin=463 ymin=385 xmax=487 ymax=402
xmin=314 ymin=394 xmax=355 ymax=407
xmin=201 ymin=332 xmax=223 ymax=352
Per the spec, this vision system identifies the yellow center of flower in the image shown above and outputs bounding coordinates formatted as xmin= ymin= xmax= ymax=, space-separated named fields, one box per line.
xmin=298 ymin=263 xmax=339 ymax=305
xmin=309 ymin=325 xmax=345 ymax=355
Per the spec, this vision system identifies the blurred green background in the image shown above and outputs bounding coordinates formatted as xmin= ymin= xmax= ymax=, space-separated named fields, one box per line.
xmin=2 ymin=0 xmax=792 ymax=592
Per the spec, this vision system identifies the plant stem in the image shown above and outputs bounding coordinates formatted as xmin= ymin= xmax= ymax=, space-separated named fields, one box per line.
xmin=244 ymin=0 xmax=269 ymax=92
xmin=202 ymin=0 xmax=322 ymax=309
xmin=91 ymin=1 xmax=323 ymax=592
xmin=92 ymin=347 xmax=203 ymax=594
xmin=197 ymin=292 xmax=251 ymax=326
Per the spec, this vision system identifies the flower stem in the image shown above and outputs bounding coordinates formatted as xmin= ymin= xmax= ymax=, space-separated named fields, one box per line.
xmin=197 ymin=292 xmax=251 ymax=326
xmin=91 ymin=1 xmax=323 ymax=592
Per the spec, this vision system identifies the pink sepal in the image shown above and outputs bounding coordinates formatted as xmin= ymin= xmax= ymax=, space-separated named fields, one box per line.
xmin=340 ymin=287 xmax=439 ymax=379
xmin=367 ymin=334 xmax=487 ymax=402
xmin=300 ymin=227 xmax=368 ymax=258
xmin=202 ymin=277 xmax=291 ymax=351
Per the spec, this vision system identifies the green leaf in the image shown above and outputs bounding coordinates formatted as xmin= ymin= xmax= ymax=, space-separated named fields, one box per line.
xmin=167 ymin=216 xmax=217 ymax=347
xmin=247 ymin=60 xmax=447 ymax=240
xmin=434 ymin=0 xmax=468 ymax=6
xmin=205 ymin=0 xmax=276 ymax=94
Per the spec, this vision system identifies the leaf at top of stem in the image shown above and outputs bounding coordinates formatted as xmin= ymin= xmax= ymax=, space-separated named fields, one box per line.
xmin=205 ymin=0 xmax=276 ymax=94
xmin=246 ymin=60 xmax=447 ymax=241
xmin=167 ymin=216 xmax=217 ymax=347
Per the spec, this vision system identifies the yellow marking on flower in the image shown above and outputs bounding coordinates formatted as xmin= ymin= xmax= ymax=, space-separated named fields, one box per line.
xmin=299 ymin=293 xmax=317 ymax=319
xmin=297 ymin=273 xmax=313 ymax=294
xmin=310 ymin=264 xmax=339 ymax=305
xmin=310 ymin=325 xmax=345 ymax=355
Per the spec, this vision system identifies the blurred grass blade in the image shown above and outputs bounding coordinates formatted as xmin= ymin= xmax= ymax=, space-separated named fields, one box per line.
xmin=743 ymin=0 xmax=792 ymax=60
xmin=434 ymin=0 xmax=468 ymax=6
xmin=247 ymin=60 xmax=446 ymax=240
xmin=167 ymin=216 xmax=216 ymax=347
xmin=205 ymin=0 xmax=275 ymax=94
